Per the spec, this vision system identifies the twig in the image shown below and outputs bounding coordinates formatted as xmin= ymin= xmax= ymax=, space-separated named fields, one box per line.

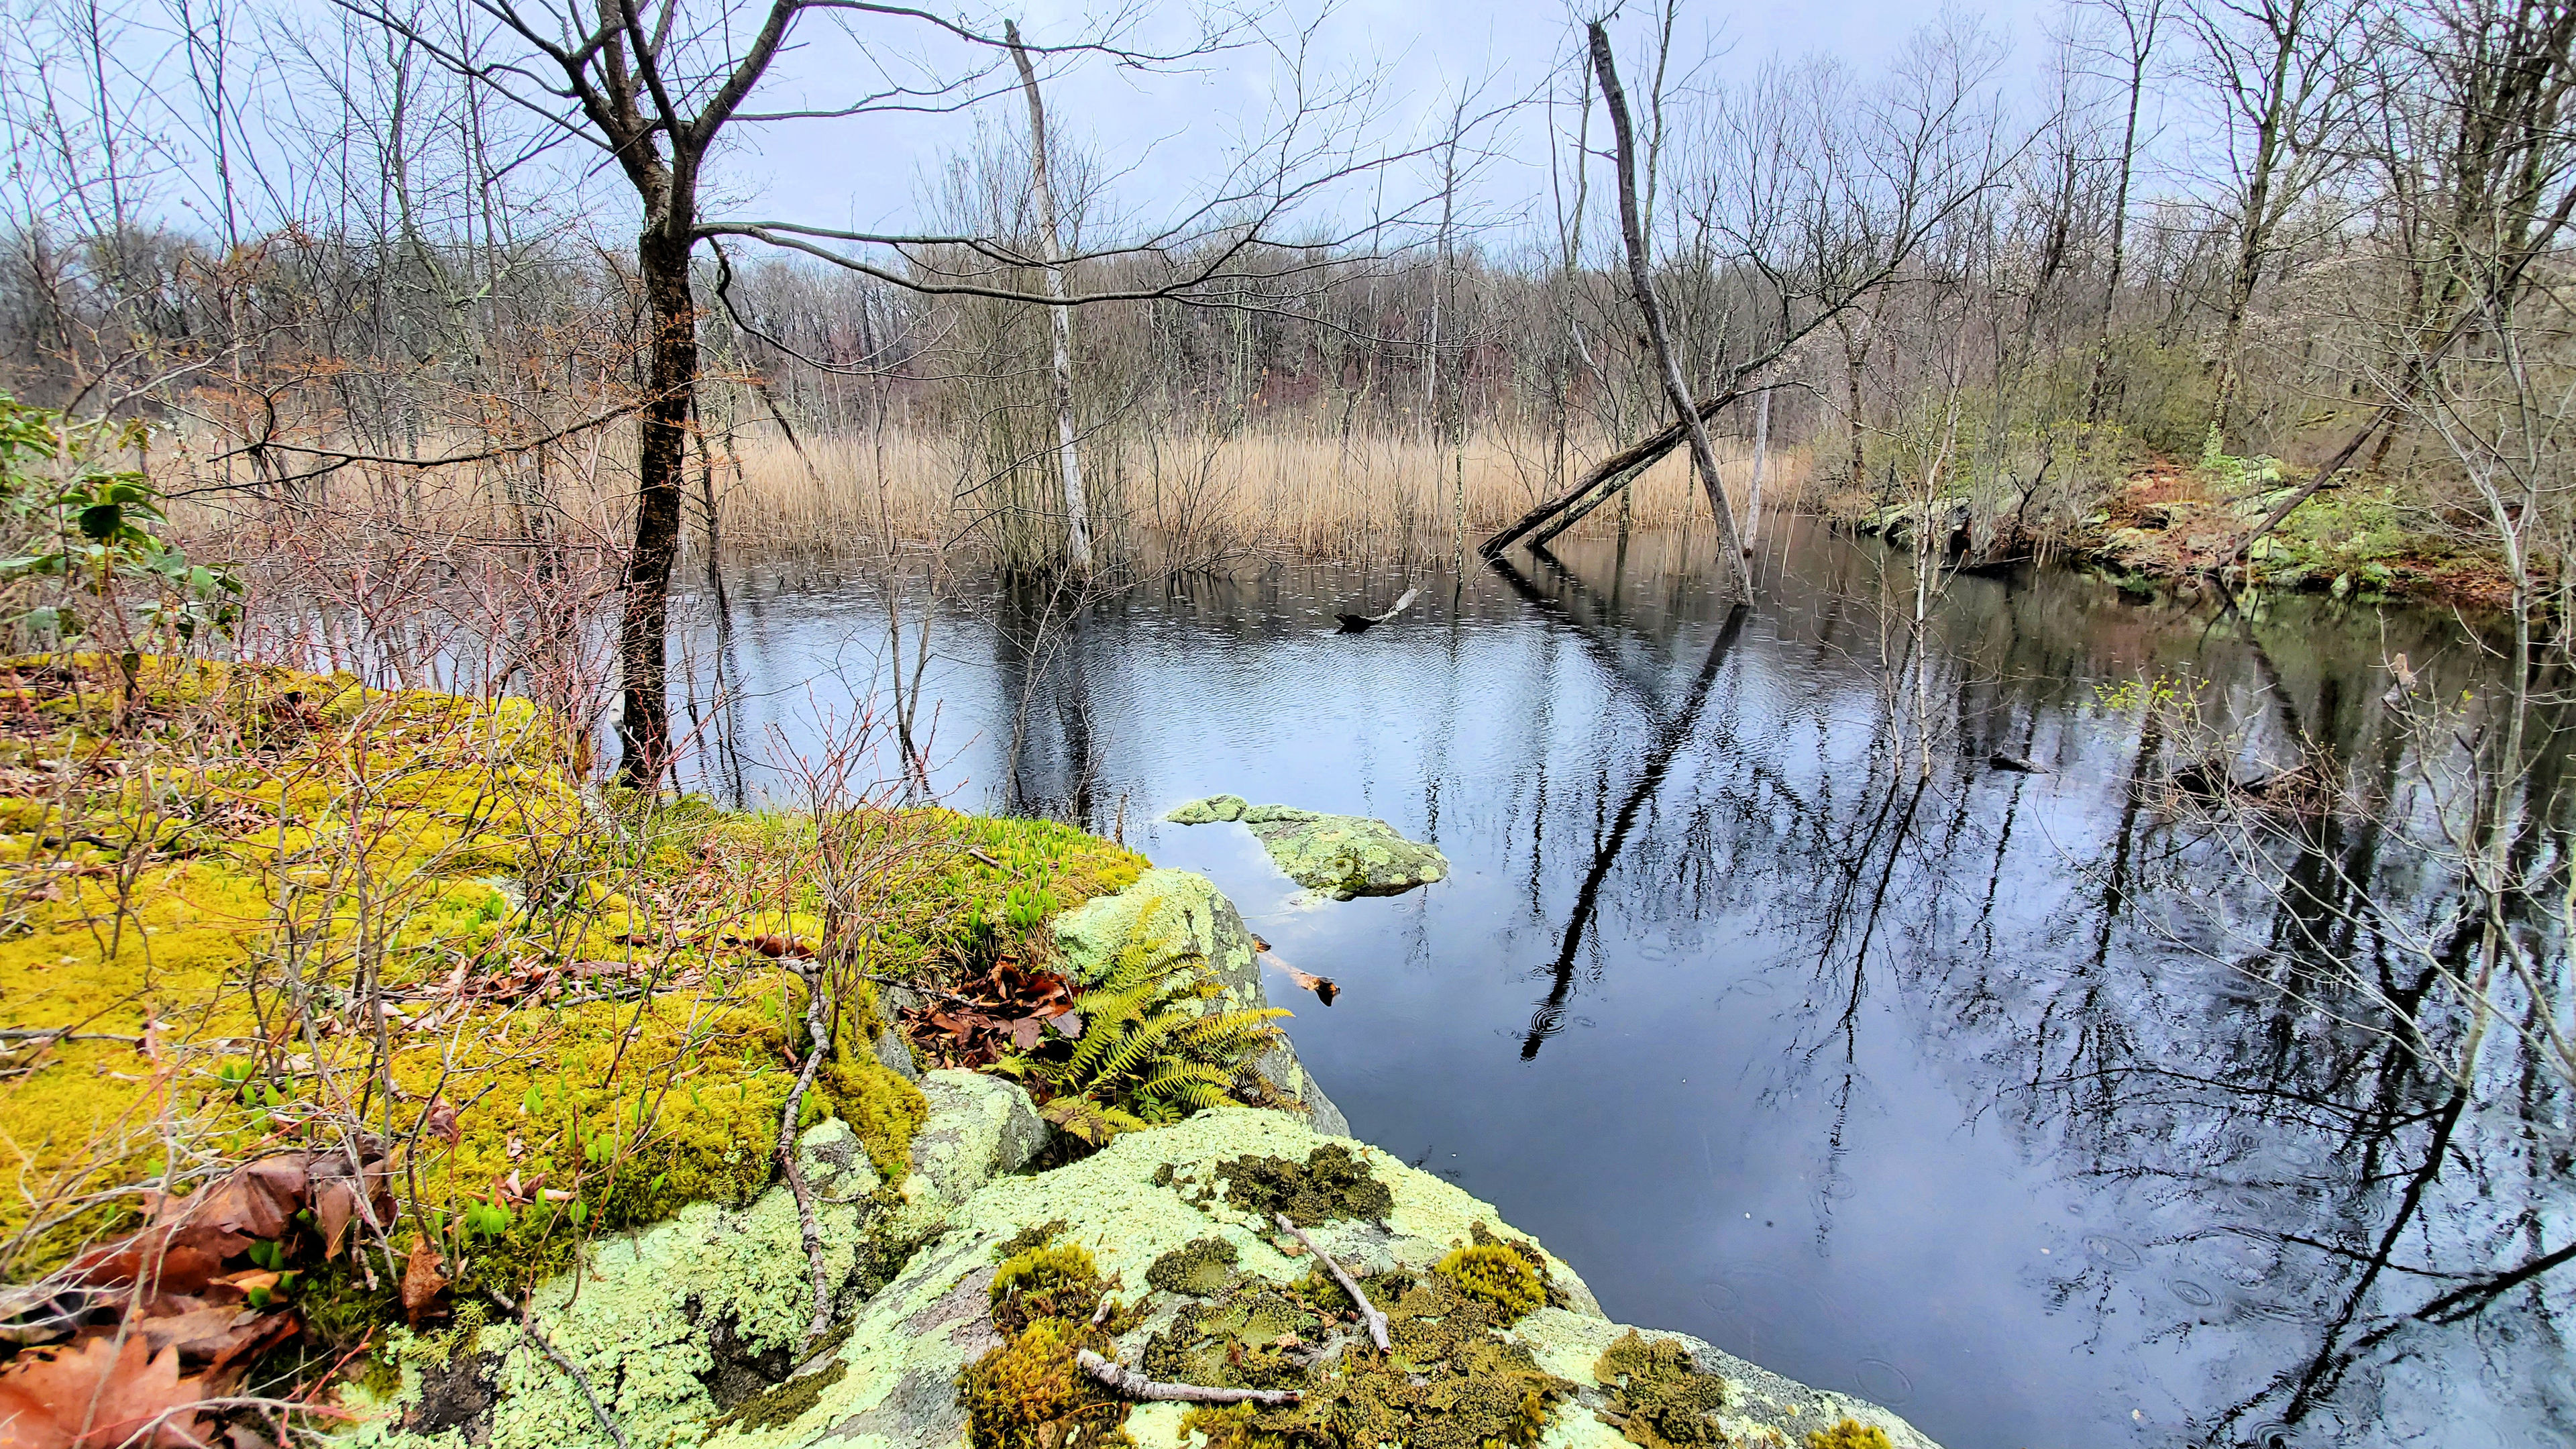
xmin=488 ymin=1291 xmax=629 ymax=1449
xmin=965 ymin=847 xmax=1006 ymax=869
xmin=776 ymin=963 xmax=838 ymax=1344
xmin=1076 ymin=1350 xmax=1303 ymax=1405
xmin=850 ymin=970 xmax=982 ymax=1008
xmin=1273 ymin=1214 xmax=1389 ymax=1352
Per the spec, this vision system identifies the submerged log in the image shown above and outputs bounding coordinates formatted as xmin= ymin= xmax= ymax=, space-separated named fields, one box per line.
xmin=1335 ymin=587 xmax=1419 ymax=633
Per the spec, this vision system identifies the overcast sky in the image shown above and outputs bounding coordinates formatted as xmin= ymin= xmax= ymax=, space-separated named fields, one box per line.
xmin=696 ymin=0 xmax=2066 ymax=248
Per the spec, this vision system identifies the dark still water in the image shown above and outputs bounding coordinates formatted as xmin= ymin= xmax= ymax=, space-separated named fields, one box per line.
xmin=674 ymin=521 xmax=2572 ymax=1449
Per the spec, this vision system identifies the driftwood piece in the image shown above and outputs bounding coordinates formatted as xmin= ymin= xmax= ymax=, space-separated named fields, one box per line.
xmin=1273 ymin=1214 xmax=1389 ymax=1352
xmin=1076 ymin=1350 xmax=1304 ymax=1405
xmin=1334 ymin=587 xmax=1420 ymax=634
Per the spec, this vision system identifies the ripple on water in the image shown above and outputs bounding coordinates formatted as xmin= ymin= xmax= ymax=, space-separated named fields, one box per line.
xmin=2168 ymin=1277 xmax=2218 ymax=1308
xmin=1853 ymin=1357 xmax=1914 ymax=1406
xmin=2084 ymin=1232 xmax=2146 ymax=1271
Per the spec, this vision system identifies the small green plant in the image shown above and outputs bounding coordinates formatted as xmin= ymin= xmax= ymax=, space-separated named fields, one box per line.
xmin=1000 ymin=924 xmax=1285 ymax=1147
xmin=0 ymin=394 xmax=241 ymax=661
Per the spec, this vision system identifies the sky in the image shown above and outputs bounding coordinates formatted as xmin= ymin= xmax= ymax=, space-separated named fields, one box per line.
xmin=696 ymin=0 xmax=2067 ymax=250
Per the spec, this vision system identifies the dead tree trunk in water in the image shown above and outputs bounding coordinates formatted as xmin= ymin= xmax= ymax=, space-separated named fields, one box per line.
xmin=1589 ymin=22 xmax=1752 ymax=601
xmin=1008 ymin=21 xmax=1093 ymax=573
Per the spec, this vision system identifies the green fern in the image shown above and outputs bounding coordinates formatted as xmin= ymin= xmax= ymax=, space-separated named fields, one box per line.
xmin=1033 ymin=922 xmax=1285 ymax=1143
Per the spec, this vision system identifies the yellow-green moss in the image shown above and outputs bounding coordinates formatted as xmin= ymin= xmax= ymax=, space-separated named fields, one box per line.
xmin=958 ymin=1318 xmax=1134 ymax=1449
xmin=990 ymin=1238 xmax=1104 ymax=1336
xmin=1434 ymin=1244 xmax=1544 ymax=1321
xmin=0 ymin=655 xmax=1109 ymax=1315
xmin=1593 ymin=1330 xmax=1730 ymax=1448
xmin=1162 ymin=1265 xmax=1575 ymax=1449
xmin=1805 ymin=1419 xmax=1894 ymax=1449
xmin=1218 ymin=1144 xmax=1391 ymax=1226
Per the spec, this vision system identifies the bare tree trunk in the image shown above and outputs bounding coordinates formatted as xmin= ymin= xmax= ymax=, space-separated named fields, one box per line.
xmin=1007 ymin=21 xmax=1092 ymax=574
xmin=2086 ymin=0 xmax=2159 ymax=427
xmin=1590 ymin=22 xmax=1750 ymax=602
xmin=618 ymin=226 xmax=697 ymax=790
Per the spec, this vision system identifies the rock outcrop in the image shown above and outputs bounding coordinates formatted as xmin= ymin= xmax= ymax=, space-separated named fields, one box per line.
xmin=1049 ymin=867 xmax=1346 ymax=1136
xmin=1163 ymin=798 xmax=1450 ymax=900
xmin=350 ymin=1069 xmax=1051 ymax=1449
xmin=347 ymin=875 xmax=1937 ymax=1449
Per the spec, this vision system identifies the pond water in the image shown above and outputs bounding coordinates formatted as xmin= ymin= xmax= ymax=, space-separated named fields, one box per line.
xmin=673 ymin=519 xmax=2573 ymax=1449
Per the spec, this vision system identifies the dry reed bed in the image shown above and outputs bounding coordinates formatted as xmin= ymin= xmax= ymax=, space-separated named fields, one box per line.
xmin=172 ymin=426 xmax=1808 ymax=566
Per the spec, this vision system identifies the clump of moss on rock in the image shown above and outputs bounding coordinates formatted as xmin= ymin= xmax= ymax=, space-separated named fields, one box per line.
xmin=1593 ymin=1329 xmax=1731 ymax=1448
xmin=1807 ymin=1418 xmax=1896 ymax=1449
xmin=961 ymin=1232 xmax=1131 ymax=1449
xmin=1165 ymin=1263 xmax=1574 ymax=1449
xmin=1219 ymin=1143 xmax=1391 ymax=1225
xmin=1144 ymin=1236 xmax=1240 ymax=1296
xmin=989 ymin=1235 xmax=1105 ymax=1336
xmin=1434 ymin=1242 xmax=1544 ymax=1321
xmin=957 ymin=1318 xmax=1133 ymax=1449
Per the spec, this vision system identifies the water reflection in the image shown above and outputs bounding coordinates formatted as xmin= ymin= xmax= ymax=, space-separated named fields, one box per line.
xmin=672 ymin=521 xmax=2570 ymax=1449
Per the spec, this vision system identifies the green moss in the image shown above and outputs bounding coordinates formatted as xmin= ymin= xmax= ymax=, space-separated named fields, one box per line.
xmin=1434 ymin=1244 xmax=1544 ymax=1322
xmin=998 ymin=1219 xmax=1072 ymax=1261
xmin=1467 ymin=1221 xmax=1568 ymax=1310
xmin=1805 ymin=1419 xmax=1894 ymax=1449
xmin=1218 ymin=1144 xmax=1391 ymax=1226
xmin=990 ymin=1239 xmax=1103 ymax=1336
xmin=0 ymin=651 xmax=1111 ymax=1343
xmin=713 ymin=1360 xmax=849 ymax=1435
xmin=1144 ymin=1236 xmax=1239 ymax=1296
xmin=1593 ymin=1330 xmax=1730 ymax=1448
xmin=1167 ymin=1266 xmax=1574 ymax=1449
xmin=957 ymin=1318 xmax=1134 ymax=1449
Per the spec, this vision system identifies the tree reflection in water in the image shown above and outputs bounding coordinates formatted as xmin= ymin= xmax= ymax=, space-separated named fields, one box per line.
xmin=674 ymin=520 xmax=2569 ymax=1448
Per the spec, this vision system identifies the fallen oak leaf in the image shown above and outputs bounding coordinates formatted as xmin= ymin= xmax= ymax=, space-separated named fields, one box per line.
xmin=421 ymin=1097 xmax=462 ymax=1150
xmin=399 ymin=1240 xmax=448 ymax=1326
xmin=0 ymin=1330 xmax=214 ymax=1448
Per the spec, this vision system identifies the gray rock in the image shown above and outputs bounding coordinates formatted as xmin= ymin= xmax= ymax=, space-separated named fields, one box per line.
xmin=710 ymin=1110 xmax=1942 ymax=1449
xmin=892 ymin=1071 xmax=1048 ymax=1241
xmin=1166 ymin=798 xmax=1449 ymax=900
xmin=872 ymin=1024 xmax=918 ymax=1082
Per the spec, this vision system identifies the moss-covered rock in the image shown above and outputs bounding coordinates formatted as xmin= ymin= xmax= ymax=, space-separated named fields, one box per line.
xmin=641 ymin=1110 xmax=1934 ymax=1449
xmin=343 ymin=1074 xmax=1052 ymax=1449
xmin=1163 ymin=798 xmax=1448 ymax=900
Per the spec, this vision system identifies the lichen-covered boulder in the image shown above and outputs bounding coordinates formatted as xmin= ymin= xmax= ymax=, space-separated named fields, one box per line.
xmin=347 ymin=1077 xmax=1050 ymax=1448
xmin=1163 ymin=794 xmax=1248 ymax=824
xmin=1167 ymin=800 xmax=1450 ymax=900
xmin=1050 ymin=869 xmax=1345 ymax=1134
xmin=686 ymin=1110 xmax=1939 ymax=1449
xmin=890 ymin=1071 xmax=1049 ymax=1242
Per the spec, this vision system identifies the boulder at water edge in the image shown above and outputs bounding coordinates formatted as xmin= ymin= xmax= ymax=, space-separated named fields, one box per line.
xmin=1164 ymin=798 xmax=1450 ymax=900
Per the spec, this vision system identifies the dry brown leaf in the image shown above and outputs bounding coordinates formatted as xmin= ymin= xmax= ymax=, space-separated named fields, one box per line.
xmin=1279 ymin=964 xmax=1340 ymax=1007
xmin=400 ymin=1240 xmax=449 ymax=1325
xmin=421 ymin=1097 xmax=462 ymax=1150
xmin=0 ymin=1331 xmax=213 ymax=1448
